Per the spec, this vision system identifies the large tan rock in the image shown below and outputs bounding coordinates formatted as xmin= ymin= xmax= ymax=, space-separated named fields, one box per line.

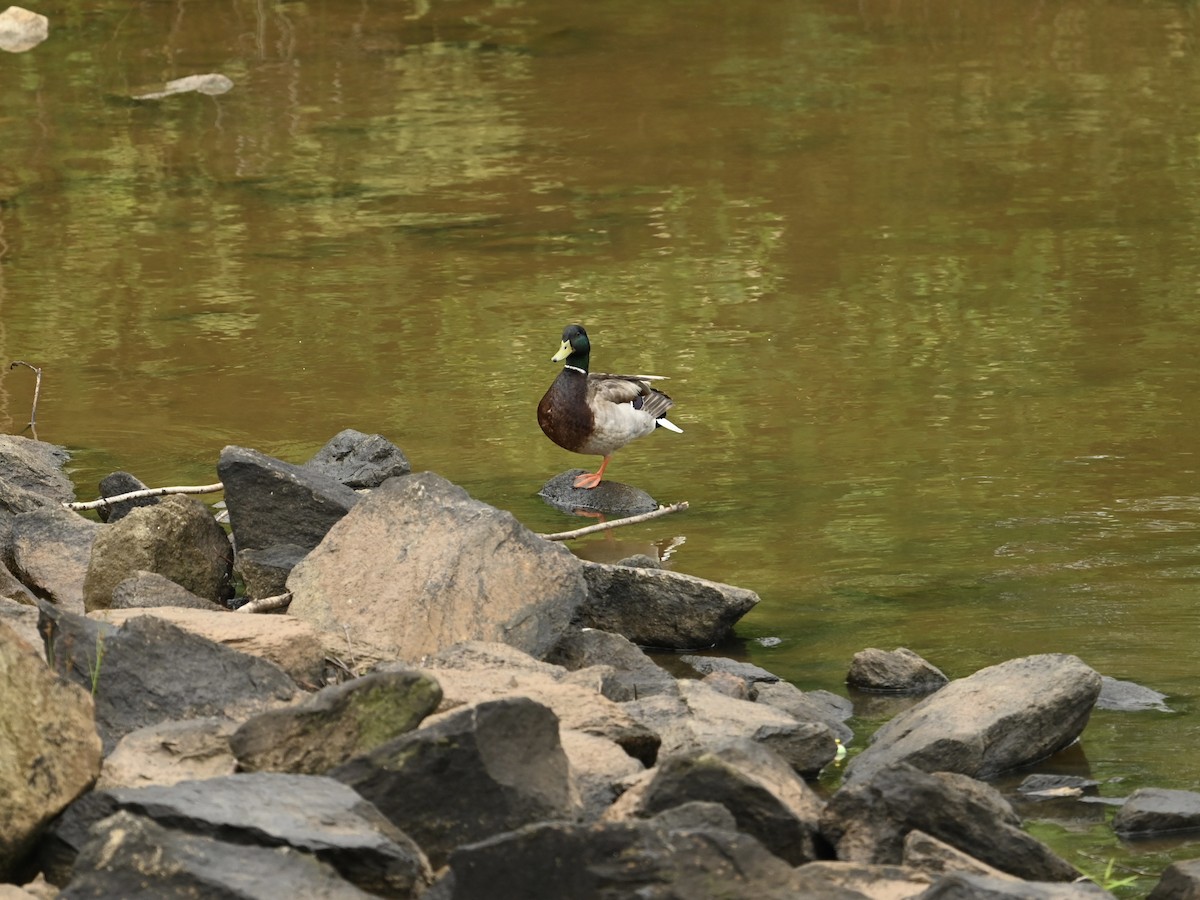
xmin=89 ymin=607 xmax=325 ymax=685
xmin=83 ymin=495 xmax=234 ymax=611
xmin=287 ymin=473 xmax=586 ymax=661
xmin=97 ymin=717 xmax=238 ymax=790
xmin=0 ymin=621 xmax=102 ymax=879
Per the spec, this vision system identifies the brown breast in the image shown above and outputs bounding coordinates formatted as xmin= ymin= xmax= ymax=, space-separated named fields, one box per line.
xmin=537 ymin=369 xmax=594 ymax=453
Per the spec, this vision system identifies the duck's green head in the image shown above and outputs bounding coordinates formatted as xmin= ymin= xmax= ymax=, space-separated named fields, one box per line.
xmin=552 ymin=324 xmax=590 ymax=369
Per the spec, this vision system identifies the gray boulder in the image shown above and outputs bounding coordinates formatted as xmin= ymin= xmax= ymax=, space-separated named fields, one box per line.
xmin=602 ymin=738 xmax=825 ymax=865
xmin=546 ymin=627 xmax=680 ymax=701
xmin=218 ymin=444 xmax=359 ymax=558
xmin=235 ymin=544 xmax=308 ymax=600
xmin=920 ymin=873 xmax=1114 ymax=898
xmin=0 ymin=435 xmax=73 ymax=516
xmin=42 ymin=773 xmax=431 ymax=897
xmin=845 ymin=654 xmax=1101 ymax=783
xmin=95 ymin=471 xmax=159 ymax=523
xmin=538 ymin=470 xmax=659 ymax=515
xmin=62 ymin=810 xmax=377 ymax=899
xmin=679 ymin=654 xmax=781 ymax=683
xmin=231 ymin=669 xmax=443 ymax=774
xmin=39 ymin=602 xmax=296 ymax=752
xmin=578 ymin=561 xmax=759 ymax=649
xmin=1148 ymin=859 xmax=1200 ymax=900
xmin=1112 ymin=787 xmax=1200 ymax=837
xmin=0 ymin=621 xmax=102 ymax=881
xmin=303 ymin=429 xmax=411 ymax=488
xmin=331 ymin=696 xmax=578 ymax=868
xmin=110 ymin=570 xmax=227 ymax=611
xmin=1096 ymin=675 xmax=1171 ymax=712
xmin=819 ymin=763 xmax=1080 ymax=882
xmin=10 ymin=506 xmax=98 ymax=613
xmin=754 ymin=681 xmax=854 ymax=744
xmin=425 ymin=816 xmax=812 ymax=900
xmin=288 ymin=473 xmax=586 ymax=661
xmin=82 ymin=495 xmax=234 ymax=610
xmin=846 ymin=647 xmax=949 ymax=693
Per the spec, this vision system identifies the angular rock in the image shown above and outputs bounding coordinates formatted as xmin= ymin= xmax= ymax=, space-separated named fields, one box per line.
xmin=10 ymin=507 xmax=98 ymax=613
xmin=545 ymin=627 xmax=680 ymax=701
xmin=679 ymin=654 xmax=781 ymax=683
xmin=624 ymin=679 xmax=838 ymax=778
xmin=0 ymin=436 xmax=73 ymax=515
xmin=1148 ymin=859 xmax=1200 ymax=900
xmin=218 ymin=444 xmax=359 ymax=557
xmin=603 ymin=739 xmax=825 ymax=865
xmin=288 ymin=473 xmax=586 ymax=661
xmin=42 ymin=773 xmax=431 ymax=897
xmin=578 ymin=560 xmax=759 ymax=649
xmin=97 ymin=717 xmax=238 ymax=790
xmin=560 ymin=729 xmax=644 ymax=821
xmin=235 ymin=544 xmax=308 ymax=601
xmin=331 ymin=696 xmax=578 ymax=868
xmin=754 ymin=680 xmax=855 ymax=744
xmin=903 ymin=829 xmax=1016 ymax=880
xmin=62 ymin=810 xmax=377 ymax=899
xmin=820 ymin=763 xmax=1080 ymax=882
xmin=0 ymin=621 xmax=102 ymax=881
xmin=82 ymin=495 xmax=234 ymax=610
xmin=110 ymin=570 xmax=226 ymax=611
xmin=920 ymin=873 xmax=1114 ymax=898
xmin=1096 ymin=675 xmax=1172 ymax=712
xmin=845 ymin=654 xmax=1102 ymax=784
xmin=0 ymin=596 xmax=40 ymax=655
xmin=231 ymin=669 xmax=442 ymax=774
xmin=701 ymin=670 xmax=756 ymax=700
xmin=41 ymin=603 xmax=296 ymax=752
xmin=95 ymin=471 xmax=159 ymax=523
xmin=304 ymin=429 xmax=411 ymax=488
xmin=90 ymin=606 xmax=325 ymax=685
xmin=538 ymin=470 xmax=659 ymax=515
xmin=425 ymin=817 xmax=811 ymax=900
xmin=847 ymin=647 xmax=949 ymax=693
xmin=1112 ymin=787 xmax=1200 ymax=836
xmin=0 ymin=560 xmax=36 ymax=604
xmin=420 ymin=641 xmax=659 ymax=765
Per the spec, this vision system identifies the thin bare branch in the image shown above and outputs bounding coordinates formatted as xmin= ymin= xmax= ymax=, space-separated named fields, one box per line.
xmin=10 ymin=360 xmax=42 ymax=439
xmin=65 ymin=482 xmax=225 ymax=512
xmin=539 ymin=501 xmax=689 ymax=541
xmin=236 ymin=593 xmax=292 ymax=614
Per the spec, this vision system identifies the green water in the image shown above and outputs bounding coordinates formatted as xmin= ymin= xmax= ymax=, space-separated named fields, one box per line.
xmin=5 ymin=0 xmax=1200 ymax=890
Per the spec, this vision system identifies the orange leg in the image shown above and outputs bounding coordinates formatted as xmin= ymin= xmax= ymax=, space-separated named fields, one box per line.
xmin=573 ymin=455 xmax=612 ymax=489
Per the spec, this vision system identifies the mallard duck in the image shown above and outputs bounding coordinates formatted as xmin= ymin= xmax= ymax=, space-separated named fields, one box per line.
xmin=537 ymin=323 xmax=682 ymax=489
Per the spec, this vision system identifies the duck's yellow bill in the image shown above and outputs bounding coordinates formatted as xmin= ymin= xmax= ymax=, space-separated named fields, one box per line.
xmin=551 ymin=341 xmax=571 ymax=362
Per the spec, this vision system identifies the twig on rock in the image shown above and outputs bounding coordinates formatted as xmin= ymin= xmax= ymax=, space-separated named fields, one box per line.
xmin=64 ymin=482 xmax=226 ymax=512
xmin=539 ymin=501 xmax=689 ymax=541
xmin=9 ymin=360 xmax=42 ymax=439
xmin=235 ymin=592 xmax=291 ymax=614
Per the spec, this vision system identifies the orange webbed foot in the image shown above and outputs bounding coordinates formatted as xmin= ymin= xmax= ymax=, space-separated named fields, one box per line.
xmin=573 ymin=471 xmax=604 ymax=489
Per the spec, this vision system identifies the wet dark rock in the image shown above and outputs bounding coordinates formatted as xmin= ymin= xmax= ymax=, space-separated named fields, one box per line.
xmin=82 ymin=496 xmax=234 ymax=611
xmin=62 ymin=810 xmax=378 ymax=899
xmin=288 ymin=473 xmax=585 ymax=661
xmin=820 ymin=762 xmax=1081 ymax=882
xmin=0 ymin=621 xmax=101 ymax=882
xmin=0 ymin=435 xmax=73 ymax=516
xmin=217 ymin=443 xmax=359 ymax=559
xmin=424 ymin=817 xmax=812 ymax=900
xmin=538 ymin=470 xmax=659 ymax=515
xmin=1015 ymin=774 xmax=1102 ymax=799
xmin=845 ymin=654 xmax=1102 ymax=784
xmin=846 ymin=646 xmax=949 ymax=693
xmin=545 ymin=627 xmax=680 ymax=701
xmin=331 ymin=696 xmax=578 ymax=868
xmin=303 ymin=429 xmax=411 ymax=489
xmin=231 ymin=669 xmax=443 ymax=774
xmin=10 ymin=507 xmax=98 ymax=613
xmin=623 ymin=680 xmax=839 ymax=778
xmin=42 ymin=773 xmax=431 ymax=897
xmin=578 ymin=561 xmax=759 ymax=650
xmin=603 ymin=738 xmax=826 ymax=865
xmin=1147 ymin=858 xmax=1200 ymax=900
xmin=39 ymin=602 xmax=296 ymax=753
xmin=95 ymin=471 xmax=159 ymax=523
xmin=920 ymin=872 xmax=1113 ymax=898
xmin=110 ymin=570 xmax=227 ymax=611
xmin=754 ymin=681 xmax=855 ymax=744
xmin=1112 ymin=787 xmax=1200 ymax=837
xmin=679 ymin=654 xmax=781 ymax=683
xmin=235 ymin=543 xmax=308 ymax=600
xmin=1096 ymin=675 xmax=1172 ymax=712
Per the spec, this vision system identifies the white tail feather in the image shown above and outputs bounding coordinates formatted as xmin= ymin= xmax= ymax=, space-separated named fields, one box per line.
xmin=657 ymin=417 xmax=683 ymax=433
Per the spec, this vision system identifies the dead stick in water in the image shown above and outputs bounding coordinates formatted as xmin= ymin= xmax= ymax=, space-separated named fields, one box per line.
xmin=540 ymin=501 xmax=689 ymax=541
xmin=236 ymin=592 xmax=292 ymax=614
xmin=9 ymin=361 xmax=42 ymax=438
xmin=65 ymin=482 xmax=225 ymax=512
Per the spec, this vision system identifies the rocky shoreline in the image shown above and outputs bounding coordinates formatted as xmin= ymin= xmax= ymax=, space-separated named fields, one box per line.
xmin=1 ymin=430 xmax=1199 ymax=898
